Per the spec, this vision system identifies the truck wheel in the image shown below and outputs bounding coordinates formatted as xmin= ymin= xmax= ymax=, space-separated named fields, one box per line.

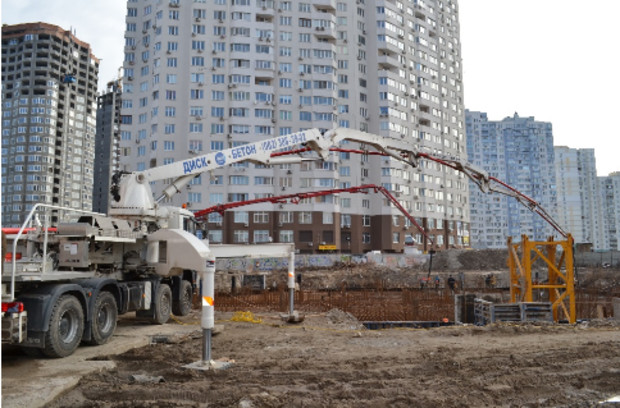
xmin=43 ymin=295 xmax=84 ymax=358
xmin=172 ymin=280 xmax=193 ymax=317
xmin=152 ymin=283 xmax=172 ymax=325
xmin=86 ymin=292 xmax=117 ymax=346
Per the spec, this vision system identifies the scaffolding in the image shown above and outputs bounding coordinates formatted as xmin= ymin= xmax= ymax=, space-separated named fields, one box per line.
xmin=507 ymin=235 xmax=576 ymax=324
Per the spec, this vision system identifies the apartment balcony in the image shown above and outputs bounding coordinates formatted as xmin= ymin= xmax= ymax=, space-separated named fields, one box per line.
xmin=414 ymin=4 xmax=427 ymax=20
xmin=311 ymin=40 xmax=336 ymax=53
xmin=254 ymin=67 xmax=275 ymax=80
xmin=313 ymin=0 xmax=336 ymax=11
xmin=377 ymin=40 xmax=403 ymax=56
xmin=256 ymin=2 xmax=275 ymax=19
xmin=377 ymin=53 xmax=399 ymax=70
xmin=311 ymin=102 xmax=337 ymax=115
xmin=313 ymin=25 xmax=336 ymax=41
xmin=417 ymin=109 xmax=435 ymax=124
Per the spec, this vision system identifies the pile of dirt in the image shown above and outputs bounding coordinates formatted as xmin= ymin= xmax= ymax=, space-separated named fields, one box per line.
xmin=457 ymin=248 xmax=509 ymax=270
xmin=292 ymin=263 xmax=421 ymax=291
xmin=421 ymin=248 xmax=509 ymax=271
xmin=325 ymin=308 xmax=365 ymax=330
xmin=578 ymin=269 xmax=620 ymax=291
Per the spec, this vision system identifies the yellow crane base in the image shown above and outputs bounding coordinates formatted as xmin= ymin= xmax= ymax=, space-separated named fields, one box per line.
xmin=507 ymin=235 xmax=576 ymax=324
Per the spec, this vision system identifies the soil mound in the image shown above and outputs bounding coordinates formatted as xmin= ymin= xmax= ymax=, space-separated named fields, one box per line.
xmin=326 ymin=308 xmax=365 ymax=330
xmin=422 ymin=249 xmax=509 ymax=271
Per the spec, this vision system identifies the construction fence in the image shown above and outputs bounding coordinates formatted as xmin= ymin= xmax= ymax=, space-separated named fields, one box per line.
xmin=214 ymin=287 xmax=618 ymax=322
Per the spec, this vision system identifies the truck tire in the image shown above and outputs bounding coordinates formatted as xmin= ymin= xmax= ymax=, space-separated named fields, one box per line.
xmin=152 ymin=283 xmax=172 ymax=325
xmin=86 ymin=291 xmax=117 ymax=346
xmin=43 ymin=295 xmax=84 ymax=358
xmin=172 ymin=280 xmax=193 ymax=317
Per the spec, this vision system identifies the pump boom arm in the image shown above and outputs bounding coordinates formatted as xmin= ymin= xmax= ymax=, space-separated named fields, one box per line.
xmin=110 ymin=129 xmax=331 ymax=212
xmin=111 ymin=126 xmax=566 ymax=238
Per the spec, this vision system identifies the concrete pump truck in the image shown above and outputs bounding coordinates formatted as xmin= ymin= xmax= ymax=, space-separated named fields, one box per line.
xmin=1 ymin=129 xmax=334 ymax=357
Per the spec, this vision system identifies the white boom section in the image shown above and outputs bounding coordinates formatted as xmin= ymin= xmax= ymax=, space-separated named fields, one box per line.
xmin=327 ymin=128 xmax=491 ymax=192
xmin=326 ymin=128 xmax=420 ymax=167
xmin=110 ymin=129 xmax=329 ymax=212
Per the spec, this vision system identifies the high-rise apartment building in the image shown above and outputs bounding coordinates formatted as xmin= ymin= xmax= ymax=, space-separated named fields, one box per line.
xmin=120 ymin=0 xmax=468 ymax=253
xmin=599 ymin=173 xmax=620 ymax=250
xmin=466 ymin=111 xmax=558 ymax=248
xmin=554 ymin=146 xmax=605 ymax=248
xmin=94 ymin=79 xmax=123 ymax=214
xmin=1 ymin=23 xmax=99 ymax=226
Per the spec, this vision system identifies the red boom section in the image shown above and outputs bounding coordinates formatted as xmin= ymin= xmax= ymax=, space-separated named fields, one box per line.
xmin=193 ymin=184 xmax=434 ymax=246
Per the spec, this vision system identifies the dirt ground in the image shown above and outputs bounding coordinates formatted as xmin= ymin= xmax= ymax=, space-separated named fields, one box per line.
xmin=47 ymin=309 xmax=620 ymax=408
xmin=7 ymin=256 xmax=620 ymax=407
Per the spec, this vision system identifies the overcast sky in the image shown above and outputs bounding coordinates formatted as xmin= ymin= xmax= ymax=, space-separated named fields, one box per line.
xmin=3 ymin=0 xmax=619 ymax=175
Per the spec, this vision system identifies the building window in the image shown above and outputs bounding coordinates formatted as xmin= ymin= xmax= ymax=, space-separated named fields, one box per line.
xmin=188 ymin=192 xmax=202 ymax=203
xmin=191 ymin=56 xmax=205 ymax=66
xmin=362 ymin=233 xmax=371 ymax=244
xmin=164 ymin=106 xmax=177 ymax=118
xmin=210 ymin=175 xmax=223 ymax=185
xmin=234 ymin=211 xmax=249 ymax=224
xmin=229 ymin=175 xmax=249 ymax=185
xmin=208 ymin=230 xmax=223 ymax=243
xmin=210 ymin=193 xmax=224 ymax=204
xmin=299 ymin=212 xmax=312 ymax=224
xmin=341 ymin=214 xmax=351 ymax=227
xmin=189 ymin=175 xmax=202 ymax=186
xmin=392 ymin=215 xmax=399 ymax=227
xmin=190 ymin=89 xmax=204 ymax=99
xmin=279 ymin=211 xmax=293 ymax=224
xmin=322 ymin=212 xmax=333 ymax=224
xmin=233 ymin=230 xmax=249 ymax=244
xmin=190 ymin=106 xmax=204 ymax=117
xmin=189 ymin=123 xmax=203 ymax=133
xmin=254 ymin=230 xmax=271 ymax=243
xmin=279 ymin=230 xmax=294 ymax=243
xmin=193 ymin=25 xmax=206 ymax=35
xmin=363 ymin=215 xmax=371 ymax=226
xmin=296 ymin=231 xmax=313 ymax=246
xmin=253 ymin=212 xmax=269 ymax=223
xmin=254 ymin=176 xmax=273 ymax=185
xmin=211 ymin=107 xmax=225 ymax=117
xmin=208 ymin=213 xmax=222 ymax=224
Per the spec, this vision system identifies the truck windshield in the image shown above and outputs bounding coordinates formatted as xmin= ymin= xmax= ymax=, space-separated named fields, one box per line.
xmin=182 ymin=216 xmax=196 ymax=234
